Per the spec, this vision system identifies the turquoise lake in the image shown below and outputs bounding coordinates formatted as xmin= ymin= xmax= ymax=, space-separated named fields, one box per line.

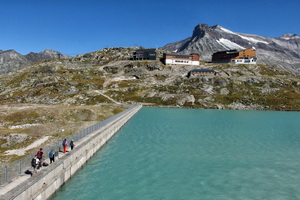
xmin=52 ymin=107 xmax=300 ymax=200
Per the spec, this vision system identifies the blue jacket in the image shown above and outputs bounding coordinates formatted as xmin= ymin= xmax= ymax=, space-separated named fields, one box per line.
xmin=49 ymin=151 xmax=55 ymax=158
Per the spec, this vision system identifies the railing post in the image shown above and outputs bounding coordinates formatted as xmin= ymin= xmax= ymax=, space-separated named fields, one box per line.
xmin=19 ymin=160 xmax=22 ymax=175
xmin=58 ymin=141 xmax=61 ymax=158
xmin=5 ymin=166 xmax=8 ymax=183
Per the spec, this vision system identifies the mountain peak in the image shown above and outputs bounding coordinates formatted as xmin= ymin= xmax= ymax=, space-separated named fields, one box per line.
xmin=194 ymin=24 xmax=210 ymax=29
xmin=25 ymin=49 xmax=69 ymax=63
xmin=0 ymin=49 xmax=30 ymax=74
xmin=211 ymin=25 xmax=223 ymax=29
xmin=280 ymin=33 xmax=300 ymax=40
xmin=1 ymin=49 xmax=19 ymax=54
xmin=192 ymin=24 xmax=221 ymax=38
xmin=44 ymin=49 xmax=60 ymax=54
xmin=0 ymin=48 xmax=70 ymax=74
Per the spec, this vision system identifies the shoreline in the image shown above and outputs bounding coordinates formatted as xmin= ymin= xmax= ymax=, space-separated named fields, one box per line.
xmin=142 ymin=104 xmax=300 ymax=112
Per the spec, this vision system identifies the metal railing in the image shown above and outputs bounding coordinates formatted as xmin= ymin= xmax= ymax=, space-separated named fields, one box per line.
xmin=0 ymin=104 xmax=140 ymax=186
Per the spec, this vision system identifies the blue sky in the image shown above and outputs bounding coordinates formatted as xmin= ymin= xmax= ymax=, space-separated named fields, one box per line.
xmin=1 ymin=0 xmax=299 ymax=56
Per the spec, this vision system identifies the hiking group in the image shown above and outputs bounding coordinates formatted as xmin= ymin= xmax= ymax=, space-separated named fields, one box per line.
xmin=62 ymin=138 xmax=75 ymax=153
xmin=29 ymin=139 xmax=75 ymax=176
xmin=30 ymin=148 xmax=46 ymax=175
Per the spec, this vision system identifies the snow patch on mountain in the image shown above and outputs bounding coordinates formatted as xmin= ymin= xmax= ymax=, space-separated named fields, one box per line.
xmin=219 ymin=26 xmax=269 ymax=44
xmin=217 ymin=38 xmax=245 ymax=50
xmin=219 ymin=27 xmax=236 ymax=35
xmin=237 ymin=34 xmax=269 ymax=44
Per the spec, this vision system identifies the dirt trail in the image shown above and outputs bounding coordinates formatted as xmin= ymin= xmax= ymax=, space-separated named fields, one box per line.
xmin=94 ymin=90 xmax=121 ymax=104
xmin=4 ymin=136 xmax=50 ymax=156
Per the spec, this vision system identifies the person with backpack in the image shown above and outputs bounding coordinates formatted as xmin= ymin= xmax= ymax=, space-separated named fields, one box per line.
xmin=49 ymin=149 xmax=55 ymax=164
xmin=31 ymin=155 xmax=39 ymax=173
xmin=62 ymin=138 xmax=68 ymax=153
xmin=36 ymin=148 xmax=43 ymax=159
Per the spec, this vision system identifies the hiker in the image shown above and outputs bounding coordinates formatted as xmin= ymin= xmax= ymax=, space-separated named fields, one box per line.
xmin=31 ymin=155 xmax=39 ymax=173
xmin=49 ymin=149 xmax=55 ymax=164
xmin=70 ymin=139 xmax=75 ymax=150
xmin=36 ymin=148 xmax=44 ymax=166
xmin=62 ymin=138 xmax=68 ymax=153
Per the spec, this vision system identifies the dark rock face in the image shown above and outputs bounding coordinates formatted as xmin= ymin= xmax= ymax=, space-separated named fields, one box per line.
xmin=103 ymin=66 xmax=119 ymax=74
xmin=25 ymin=49 xmax=69 ymax=63
xmin=0 ymin=49 xmax=70 ymax=74
xmin=162 ymin=24 xmax=300 ymax=74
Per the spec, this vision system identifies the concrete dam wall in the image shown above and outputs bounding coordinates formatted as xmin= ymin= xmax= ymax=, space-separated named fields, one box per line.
xmin=1 ymin=104 xmax=142 ymax=200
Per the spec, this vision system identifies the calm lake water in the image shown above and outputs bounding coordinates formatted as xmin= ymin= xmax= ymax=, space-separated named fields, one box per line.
xmin=52 ymin=107 xmax=300 ymax=200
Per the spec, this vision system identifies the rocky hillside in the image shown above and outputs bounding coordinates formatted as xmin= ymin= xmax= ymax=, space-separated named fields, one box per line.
xmin=0 ymin=49 xmax=69 ymax=74
xmin=162 ymin=24 xmax=300 ymax=74
xmin=0 ymin=47 xmax=299 ymax=165
xmin=0 ymin=47 xmax=299 ymax=111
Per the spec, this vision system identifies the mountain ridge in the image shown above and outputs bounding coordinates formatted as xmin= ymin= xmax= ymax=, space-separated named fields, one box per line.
xmin=0 ymin=49 xmax=70 ymax=74
xmin=162 ymin=24 xmax=300 ymax=74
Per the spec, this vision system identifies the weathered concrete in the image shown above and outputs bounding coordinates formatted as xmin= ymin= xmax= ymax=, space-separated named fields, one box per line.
xmin=0 ymin=104 xmax=142 ymax=200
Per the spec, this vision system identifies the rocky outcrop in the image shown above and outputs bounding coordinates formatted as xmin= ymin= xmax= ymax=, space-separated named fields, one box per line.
xmin=0 ymin=134 xmax=29 ymax=148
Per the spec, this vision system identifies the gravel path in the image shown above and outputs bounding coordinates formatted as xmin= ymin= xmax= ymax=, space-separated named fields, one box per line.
xmin=4 ymin=136 xmax=51 ymax=156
